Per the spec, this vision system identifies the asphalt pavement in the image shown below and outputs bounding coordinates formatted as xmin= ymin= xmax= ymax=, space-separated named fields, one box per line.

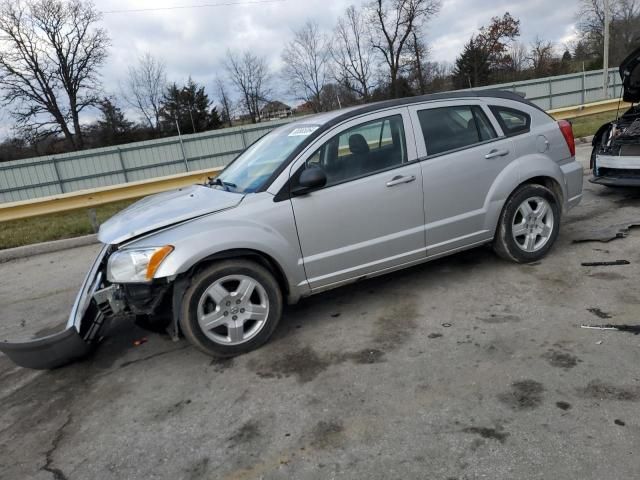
xmin=1 ymin=143 xmax=639 ymax=480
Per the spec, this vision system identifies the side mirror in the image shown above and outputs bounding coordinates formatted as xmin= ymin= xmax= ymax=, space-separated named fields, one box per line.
xmin=292 ymin=167 xmax=327 ymax=195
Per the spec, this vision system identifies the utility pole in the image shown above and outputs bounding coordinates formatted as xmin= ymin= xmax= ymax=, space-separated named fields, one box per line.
xmin=175 ymin=119 xmax=189 ymax=172
xmin=188 ymin=102 xmax=196 ymax=133
xmin=603 ymin=0 xmax=610 ymax=98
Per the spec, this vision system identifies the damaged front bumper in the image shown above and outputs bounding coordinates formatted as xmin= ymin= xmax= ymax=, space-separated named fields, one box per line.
xmin=0 ymin=245 xmax=114 ymax=369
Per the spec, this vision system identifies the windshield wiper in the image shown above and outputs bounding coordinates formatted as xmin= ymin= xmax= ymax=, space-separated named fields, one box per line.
xmin=210 ymin=177 xmax=237 ymax=192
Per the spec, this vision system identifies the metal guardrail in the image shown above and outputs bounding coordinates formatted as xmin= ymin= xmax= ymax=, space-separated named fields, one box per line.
xmin=548 ymin=98 xmax=631 ymax=120
xmin=0 ymin=97 xmax=626 ymax=223
xmin=0 ymin=167 xmax=222 ymax=222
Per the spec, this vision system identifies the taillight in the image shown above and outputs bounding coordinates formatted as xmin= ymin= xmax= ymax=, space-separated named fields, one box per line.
xmin=558 ymin=120 xmax=575 ymax=157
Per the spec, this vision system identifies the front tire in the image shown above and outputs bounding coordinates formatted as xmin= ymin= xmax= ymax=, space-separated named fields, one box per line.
xmin=180 ymin=259 xmax=282 ymax=358
xmin=493 ymin=184 xmax=560 ymax=263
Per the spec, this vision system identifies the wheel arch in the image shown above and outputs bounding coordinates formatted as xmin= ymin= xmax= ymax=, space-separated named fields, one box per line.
xmin=182 ymin=248 xmax=292 ymax=302
xmin=592 ymin=122 xmax=611 ymax=147
xmin=486 ymin=172 xmax=564 ymax=241
xmin=491 ymin=179 xmax=562 ymax=262
xmin=167 ymin=248 xmax=296 ymax=341
xmin=519 ymin=175 xmax=564 ymax=206
xmin=484 ymin=153 xmax=565 ymax=237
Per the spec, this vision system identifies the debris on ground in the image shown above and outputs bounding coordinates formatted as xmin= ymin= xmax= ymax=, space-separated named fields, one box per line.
xmin=587 ymin=307 xmax=612 ymax=319
xmin=581 ymin=324 xmax=640 ymax=334
xmin=133 ymin=337 xmax=148 ymax=346
xmin=442 ymin=323 xmax=452 ymax=328
xmin=572 ymin=222 xmax=640 ymax=243
xmin=581 ymin=260 xmax=630 ymax=267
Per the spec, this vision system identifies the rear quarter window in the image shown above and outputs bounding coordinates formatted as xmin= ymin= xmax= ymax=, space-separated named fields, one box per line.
xmin=490 ymin=106 xmax=531 ymax=137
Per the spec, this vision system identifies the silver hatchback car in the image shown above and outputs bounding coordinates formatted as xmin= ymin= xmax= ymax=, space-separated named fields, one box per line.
xmin=1 ymin=91 xmax=583 ymax=369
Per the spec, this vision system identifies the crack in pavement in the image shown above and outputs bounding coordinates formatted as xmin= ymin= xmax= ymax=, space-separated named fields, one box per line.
xmin=41 ymin=413 xmax=72 ymax=480
xmin=116 ymin=345 xmax=190 ymax=370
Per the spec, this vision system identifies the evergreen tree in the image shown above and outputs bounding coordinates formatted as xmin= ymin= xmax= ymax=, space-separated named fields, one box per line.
xmin=159 ymin=78 xmax=219 ymax=134
xmin=210 ymin=107 xmax=223 ymax=130
xmin=452 ymin=39 xmax=491 ymax=89
xmin=88 ymin=97 xmax=134 ymax=146
xmin=97 ymin=98 xmax=133 ymax=136
xmin=452 ymin=12 xmax=520 ymax=88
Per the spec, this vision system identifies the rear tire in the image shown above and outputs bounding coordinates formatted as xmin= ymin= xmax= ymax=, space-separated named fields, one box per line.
xmin=180 ymin=259 xmax=282 ymax=358
xmin=493 ymin=184 xmax=560 ymax=263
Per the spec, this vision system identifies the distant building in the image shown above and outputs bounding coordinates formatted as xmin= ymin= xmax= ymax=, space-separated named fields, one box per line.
xmin=261 ymin=101 xmax=292 ymax=120
xmin=294 ymin=101 xmax=315 ymax=116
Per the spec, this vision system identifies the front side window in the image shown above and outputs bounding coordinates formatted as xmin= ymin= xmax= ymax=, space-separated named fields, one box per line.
xmin=302 ymin=115 xmax=407 ymax=187
xmin=417 ymin=105 xmax=497 ymax=156
xmin=489 ymin=106 xmax=531 ymax=136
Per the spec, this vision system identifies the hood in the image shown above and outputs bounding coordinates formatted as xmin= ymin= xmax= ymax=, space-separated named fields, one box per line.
xmin=98 ymin=184 xmax=244 ymax=244
xmin=620 ymin=46 xmax=640 ymax=103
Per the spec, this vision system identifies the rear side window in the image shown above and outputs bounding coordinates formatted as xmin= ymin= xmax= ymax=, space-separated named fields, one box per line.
xmin=417 ymin=105 xmax=497 ymax=156
xmin=490 ymin=106 xmax=531 ymax=137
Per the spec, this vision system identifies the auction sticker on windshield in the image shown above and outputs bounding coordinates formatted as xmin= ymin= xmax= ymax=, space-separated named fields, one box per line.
xmin=288 ymin=126 xmax=318 ymax=136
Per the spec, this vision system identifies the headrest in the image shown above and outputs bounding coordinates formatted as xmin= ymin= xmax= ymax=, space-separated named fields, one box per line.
xmin=349 ymin=134 xmax=370 ymax=155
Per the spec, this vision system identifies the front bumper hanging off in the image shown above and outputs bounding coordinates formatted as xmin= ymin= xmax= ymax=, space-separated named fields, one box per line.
xmin=0 ymin=246 xmax=111 ymax=369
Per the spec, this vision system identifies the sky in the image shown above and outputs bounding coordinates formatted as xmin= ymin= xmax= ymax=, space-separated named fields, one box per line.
xmin=98 ymin=0 xmax=582 ymax=107
xmin=0 ymin=0 xmax=585 ymax=137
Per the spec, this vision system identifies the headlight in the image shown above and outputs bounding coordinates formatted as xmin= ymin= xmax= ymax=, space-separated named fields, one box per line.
xmin=107 ymin=245 xmax=174 ymax=283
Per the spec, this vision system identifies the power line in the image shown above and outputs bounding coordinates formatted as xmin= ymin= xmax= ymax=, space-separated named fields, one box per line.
xmin=102 ymin=0 xmax=285 ymax=14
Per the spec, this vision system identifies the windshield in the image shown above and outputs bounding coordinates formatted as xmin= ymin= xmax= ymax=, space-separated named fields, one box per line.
xmin=215 ymin=123 xmax=320 ymax=193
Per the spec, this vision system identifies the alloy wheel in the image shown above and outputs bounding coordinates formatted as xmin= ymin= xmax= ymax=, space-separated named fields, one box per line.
xmin=511 ymin=196 xmax=554 ymax=253
xmin=196 ymin=274 xmax=270 ymax=345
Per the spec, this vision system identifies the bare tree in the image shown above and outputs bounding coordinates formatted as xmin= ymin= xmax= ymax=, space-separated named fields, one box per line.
xmin=0 ymin=0 xmax=109 ymax=148
xmin=332 ymin=5 xmax=376 ymax=100
xmin=578 ymin=0 xmax=640 ymax=64
xmin=123 ymin=53 xmax=166 ymax=131
xmin=368 ymin=0 xmax=441 ymax=98
xmin=225 ymin=50 xmax=270 ymax=123
xmin=282 ymin=21 xmax=331 ymax=112
xmin=407 ymin=30 xmax=430 ymax=94
xmin=320 ymin=82 xmax=358 ymax=110
xmin=215 ymin=77 xmax=233 ymax=127
xmin=507 ymin=42 xmax=529 ymax=73
xmin=423 ymin=60 xmax=452 ymax=91
xmin=529 ymin=37 xmax=555 ymax=76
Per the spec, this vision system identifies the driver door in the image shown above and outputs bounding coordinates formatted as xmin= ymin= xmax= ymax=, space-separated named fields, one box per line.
xmin=289 ymin=109 xmax=426 ymax=291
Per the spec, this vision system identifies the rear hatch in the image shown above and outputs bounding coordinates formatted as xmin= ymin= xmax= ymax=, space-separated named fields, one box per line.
xmin=620 ymin=47 xmax=640 ymax=103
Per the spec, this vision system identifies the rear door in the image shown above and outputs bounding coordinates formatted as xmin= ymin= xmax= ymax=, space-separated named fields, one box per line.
xmin=408 ymin=101 xmax=518 ymax=256
xmin=288 ymin=108 xmax=426 ymax=291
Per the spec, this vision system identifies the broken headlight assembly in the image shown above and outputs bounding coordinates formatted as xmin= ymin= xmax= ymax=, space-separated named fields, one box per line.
xmin=107 ymin=245 xmax=174 ymax=283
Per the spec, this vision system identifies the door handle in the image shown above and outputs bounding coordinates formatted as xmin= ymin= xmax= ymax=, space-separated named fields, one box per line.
xmin=485 ymin=148 xmax=510 ymax=159
xmin=386 ymin=175 xmax=416 ymax=187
